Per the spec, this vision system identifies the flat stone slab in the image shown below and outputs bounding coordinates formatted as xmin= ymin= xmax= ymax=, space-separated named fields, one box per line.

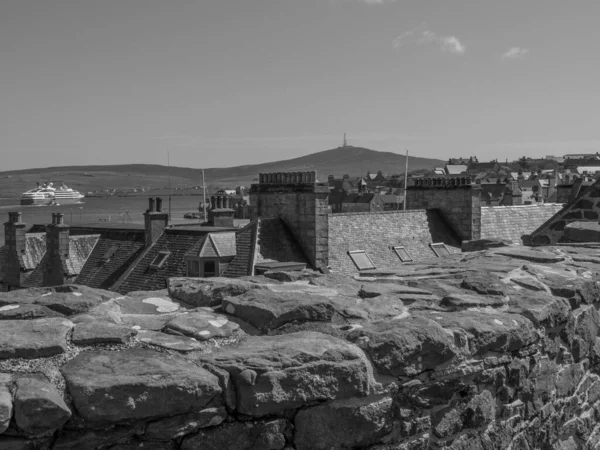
xmin=145 ymin=407 xmax=227 ymax=441
xmin=0 ymin=285 xmax=115 ymax=316
xmin=72 ymin=322 xmax=137 ymax=345
xmin=358 ymin=283 xmax=433 ymax=298
xmin=13 ymin=373 xmax=71 ymax=436
xmin=222 ymin=290 xmax=334 ymax=332
xmin=440 ymin=294 xmax=507 ymax=310
xmin=136 ymin=330 xmax=206 ymax=352
xmin=199 ymin=331 xmax=375 ymax=417
xmin=346 ymin=318 xmax=460 ymax=377
xmin=492 ymin=248 xmax=565 ymax=264
xmin=0 ymin=318 xmax=73 ymax=360
xmin=0 ymin=304 xmax=63 ymax=320
xmin=510 ymin=276 xmax=548 ymax=292
xmin=168 ymin=277 xmax=266 ymax=307
xmin=61 ymin=348 xmax=221 ymax=423
xmin=114 ymin=295 xmax=180 ymax=315
xmin=0 ymin=373 xmax=11 ymax=434
xmin=163 ymin=311 xmax=239 ymax=340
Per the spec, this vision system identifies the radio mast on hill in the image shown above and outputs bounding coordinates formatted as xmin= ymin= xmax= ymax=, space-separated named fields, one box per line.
xmin=343 ymin=133 xmax=347 ymax=147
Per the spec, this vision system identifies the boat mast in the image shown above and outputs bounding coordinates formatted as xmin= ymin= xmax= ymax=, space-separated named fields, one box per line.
xmin=168 ymin=151 xmax=172 ymax=222
xmin=202 ymin=168 xmax=207 ymax=222
xmin=403 ymin=149 xmax=409 ymax=211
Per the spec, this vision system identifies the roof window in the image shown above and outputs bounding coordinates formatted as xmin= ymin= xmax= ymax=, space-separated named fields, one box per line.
xmin=99 ymin=245 xmax=118 ymax=264
xmin=430 ymin=243 xmax=451 ymax=258
xmin=348 ymin=250 xmax=375 ymax=271
xmin=149 ymin=251 xmax=170 ymax=270
xmin=392 ymin=246 xmax=413 ymax=262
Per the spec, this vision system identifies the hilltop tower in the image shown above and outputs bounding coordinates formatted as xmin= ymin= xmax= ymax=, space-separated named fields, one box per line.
xmin=343 ymin=133 xmax=347 ymax=147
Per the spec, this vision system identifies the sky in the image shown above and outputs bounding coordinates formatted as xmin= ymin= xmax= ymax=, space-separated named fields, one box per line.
xmin=1 ymin=0 xmax=600 ymax=170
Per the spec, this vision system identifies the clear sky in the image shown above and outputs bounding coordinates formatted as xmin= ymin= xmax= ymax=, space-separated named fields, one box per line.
xmin=1 ymin=0 xmax=599 ymax=170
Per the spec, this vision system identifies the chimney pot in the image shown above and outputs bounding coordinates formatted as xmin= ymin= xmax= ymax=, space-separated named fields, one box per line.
xmin=156 ymin=197 xmax=163 ymax=212
xmin=57 ymin=213 xmax=64 ymax=225
xmin=148 ymin=197 xmax=155 ymax=212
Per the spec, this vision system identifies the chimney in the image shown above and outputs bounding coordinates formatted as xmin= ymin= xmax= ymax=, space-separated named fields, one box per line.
xmin=208 ymin=194 xmax=235 ymax=227
xmin=3 ymin=212 xmax=27 ymax=289
xmin=43 ymin=212 xmax=71 ymax=287
xmin=144 ymin=197 xmax=169 ymax=246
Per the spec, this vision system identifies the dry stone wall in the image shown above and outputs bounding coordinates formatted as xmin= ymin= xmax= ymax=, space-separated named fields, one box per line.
xmin=1 ymin=248 xmax=600 ymax=449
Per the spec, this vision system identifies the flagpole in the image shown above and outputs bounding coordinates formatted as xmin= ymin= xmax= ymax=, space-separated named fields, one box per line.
xmin=403 ymin=149 xmax=409 ymax=210
xmin=202 ymin=169 xmax=207 ymax=222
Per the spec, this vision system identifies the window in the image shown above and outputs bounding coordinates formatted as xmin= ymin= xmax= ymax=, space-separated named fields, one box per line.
xmin=392 ymin=246 xmax=413 ymax=262
xmin=187 ymin=259 xmax=200 ymax=277
xmin=99 ymin=245 xmax=118 ymax=264
xmin=149 ymin=251 xmax=170 ymax=270
xmin=203 ymin=260 xmax=216 ymax=277
xmin=347 ymin=250 xmax=375 ymax=271
xmin=430 ymin=243 xmax=451 ymax=258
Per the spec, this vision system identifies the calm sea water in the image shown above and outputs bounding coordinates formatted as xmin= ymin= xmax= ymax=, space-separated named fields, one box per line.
xmin=0 ymin=195 xmax=206 ymax=242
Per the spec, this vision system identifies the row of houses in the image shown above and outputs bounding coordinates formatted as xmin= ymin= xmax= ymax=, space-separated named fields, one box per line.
xmin=2 ymin=169 xmax=599 ymax=293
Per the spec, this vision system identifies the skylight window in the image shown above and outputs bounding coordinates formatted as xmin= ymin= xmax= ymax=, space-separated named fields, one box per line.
xmin=430 ymin=243 xmax=451 ymax=258
xmin=392 ymin=246 xmax=413 ymax=262
xmin=99 ymin=245 xmax=118 ymax=264
xmin=348 ymin=250 xmax=375 ymax=271
xmin=149 ymin=251 xmax=170 ymax=270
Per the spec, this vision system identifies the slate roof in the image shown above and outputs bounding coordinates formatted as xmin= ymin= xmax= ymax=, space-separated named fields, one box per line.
xmin=342 ymin=193 xmax=377 ymax=204
xmin=480 ymin=204 xmax=565 ymax=244
xmin=22 ymin=235 xmax=100 ymax=288
xmin=74 ymin=230 xmax=146 ymax=290
xmin=222 ymin=221 xmax=257 ymax=278
xmin=185 ymin=232 xmax=237 ymax=258
xmin=20 ymin=234 xmax=47 ymax=271
xmin=328 ymin=210 xmax=461 ymax=275
xmin=116 ymin=228 xmax=205 ymax=293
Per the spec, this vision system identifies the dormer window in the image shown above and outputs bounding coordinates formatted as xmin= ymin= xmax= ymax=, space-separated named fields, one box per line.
xmin=348 ymin=250 xmax=375 ymax=271
xmin=149 ymin=251 xmax=170 ymax=270
xmin=392 ymin=246 xmax=413 ymax=262
xmin=430 ymin=243 xmax=451 ymax=257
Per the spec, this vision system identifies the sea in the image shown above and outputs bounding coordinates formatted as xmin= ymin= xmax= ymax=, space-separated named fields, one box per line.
xmin=0 ymin=195 xmax=206 ymax=243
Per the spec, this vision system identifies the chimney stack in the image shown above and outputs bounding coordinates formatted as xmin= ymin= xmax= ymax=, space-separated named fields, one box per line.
xmin=207 ymin=194 xmax=235 ymax=227
xmin=3 ymin=212 xmax=27 ymax=289
xmin=43 ymin=212 xmax=70 ymax=287
xmin=144 ymin=197 xmax=169 ymax=246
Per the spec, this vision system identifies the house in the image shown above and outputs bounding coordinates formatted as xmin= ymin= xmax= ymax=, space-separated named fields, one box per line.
xmin=445 ymin=164 xmax=468 ymax=175
xmin=340 ymin=193 xmax=384 ymax=213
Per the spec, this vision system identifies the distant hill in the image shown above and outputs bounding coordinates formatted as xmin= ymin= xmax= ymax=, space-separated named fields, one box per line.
xmin=0 ymin=146 xmax=444 ymax=198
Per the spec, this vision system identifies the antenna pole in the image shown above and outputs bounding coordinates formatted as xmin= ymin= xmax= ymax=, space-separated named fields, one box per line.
xmin=202 ymin=168 xmax=207 ymax=222
xmin=403 ymin=149 xmax=409 ymax=211
xmin=343 ymin=133 xmax=347 ymax=147
xmin=168 ymin=151 xmax=172 ymax=222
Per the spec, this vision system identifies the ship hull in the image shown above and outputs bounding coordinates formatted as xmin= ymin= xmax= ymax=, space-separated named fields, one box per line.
xmin=53 ymin=197 xmax=85 ymax=205
xmin=20 ymin=197 xmax=52 ymax=206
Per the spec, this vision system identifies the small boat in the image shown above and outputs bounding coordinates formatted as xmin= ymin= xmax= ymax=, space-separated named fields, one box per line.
xmin=21 ymin=182 xmax=85 ymax=206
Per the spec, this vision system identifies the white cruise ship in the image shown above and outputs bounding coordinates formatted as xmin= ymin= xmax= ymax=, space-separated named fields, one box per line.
xmin=20 ymin=182 xmax=85 ymax=206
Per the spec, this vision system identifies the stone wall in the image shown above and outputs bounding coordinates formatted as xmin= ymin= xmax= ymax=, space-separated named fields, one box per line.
xmin=528 ymin=179 xmax=600 ymax=245
xmin=405 ymin=177 xmax=482 ymax=241
xmin=2 ymin=245 xmax=600 ymax=449
xmin=249 ymin=171 xmax=329 ymax=269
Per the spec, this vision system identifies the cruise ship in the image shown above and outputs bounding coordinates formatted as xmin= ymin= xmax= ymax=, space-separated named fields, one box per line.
xmin=20 ymin=182 xmax=85 ymax=206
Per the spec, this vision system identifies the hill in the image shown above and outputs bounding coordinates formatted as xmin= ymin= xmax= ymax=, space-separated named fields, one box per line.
xmin=0 ymin=146 xmax=443 ymax=198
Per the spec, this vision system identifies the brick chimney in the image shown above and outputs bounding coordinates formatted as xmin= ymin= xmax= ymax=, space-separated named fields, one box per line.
xmin=43 ymin=213 xmax=70 ymax=287
xmin=3 ymin=212 xmax=26 ymax=289
xmin=208 ymin=195 xmax=235 ymax=227
xmin=502 ymin=181 xmax=523 ymax=206
xmin=144 ymin=197 xmax=169 ymax=246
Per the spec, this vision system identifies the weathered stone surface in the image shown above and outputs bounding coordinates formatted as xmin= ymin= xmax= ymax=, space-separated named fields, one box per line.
xmin=0 ymin=374 xmax=12 ymax=434
xmin=61 ymin=348 xmax=221 ymax=423
xmin=168 ymin=277 xmax=265 ymax=307
xmin=136 ymin=330 xmax=206 ymax=352
xmin=72 ymin=321 xmax=136 ymax=345
xmin=431 ymin=389 xmax=495 ymax=438
xmin=200 ymin=331 xmax=376 ymax=416
xmin=510 ymin=276 xmax=548 ymax=292
xmin=0 ymin=436 xmax=53 ymax=449
xmin=0 ymin=318 xmax=73 ymax=360
xmin=347 ymin=318 xmax=460 ymax=377
xmin=461 ymin=239 xmax=510 ymax=252
xmin=145 ymin=407 xmax=227 ymax=441
xmin=114 ymin=293 xmax=180 ymax=315
xmin=507 ymin=293 xmax=571 ymax=328
xmin=415 ymin=310 xmax=538 ymax=356
xmin=358 ymin=283 xmax=433 ymax=298
xmin=222 ymin=290 xmax=334 ymax=332
xmin=332 ymin=295 xmax=409 ymax=321
xmin=181 ymin=419 xmax=291 ymax=450
xmin=493 ymin=248 xmax=564 ymax=264
xmin=263 ymin=270 xmax=321 ymax=283
xmin=294 ymin=394 xmax=393 ymax=450
xmin=52 ymin=424 xmax=144 ymax=450
xmin=13 ymin=374 xmax=71 ymax=436
xmin=440 ymin=293 xmax=507 ymax=310
xmin=163 ymin=311 xmax=239 ymax=340
xmin=460 ymin=274 xmax=506 ymax=296
xmin=0 ymin=304 xmax=63 ymax=320
xmin=561 ymin=305 xmax=600 ymax=361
